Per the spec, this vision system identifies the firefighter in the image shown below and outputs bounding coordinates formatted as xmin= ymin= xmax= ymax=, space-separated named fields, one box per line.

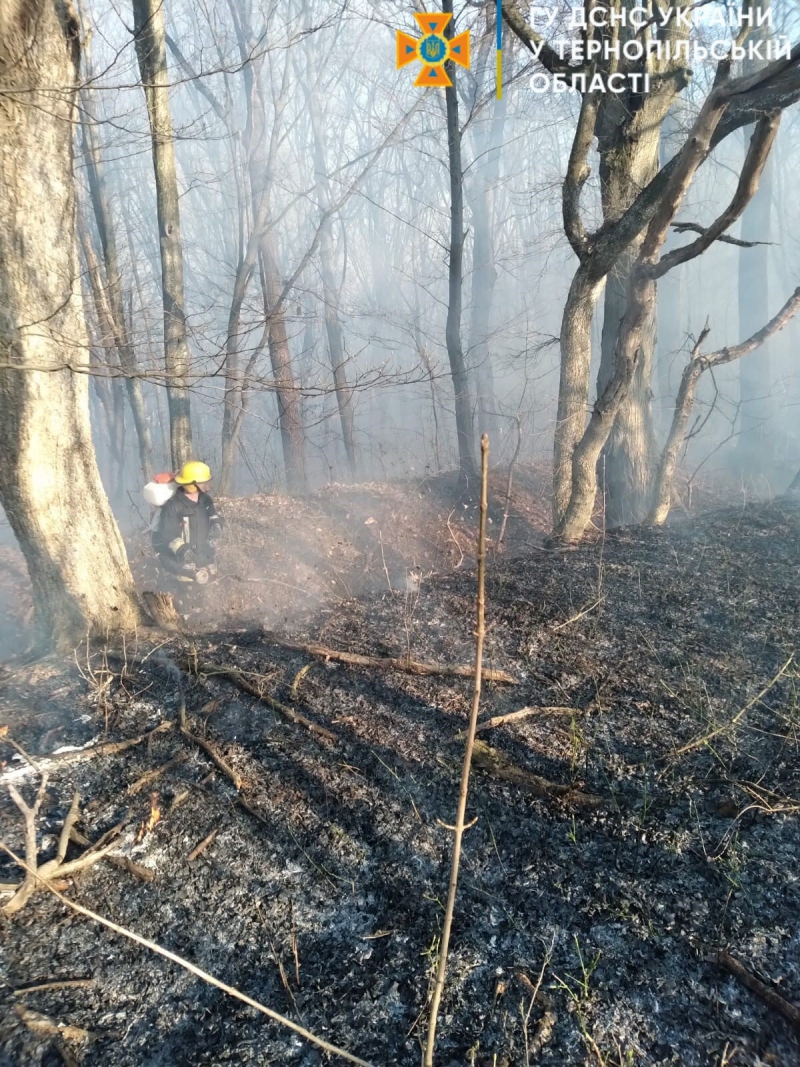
xmin=152 ymin=461 xmax=223 ymax=611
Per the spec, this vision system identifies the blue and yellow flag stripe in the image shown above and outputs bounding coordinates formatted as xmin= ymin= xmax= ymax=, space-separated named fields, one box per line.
xmin=496 ymin=0 xmax=503 ymax=99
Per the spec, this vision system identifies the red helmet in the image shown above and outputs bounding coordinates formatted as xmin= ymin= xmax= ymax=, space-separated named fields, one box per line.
xmin=153 ymin=471 xmax=175 ymax=484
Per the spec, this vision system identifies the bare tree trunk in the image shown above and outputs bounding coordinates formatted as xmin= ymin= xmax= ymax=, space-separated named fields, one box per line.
xmin=737 ymin=0 xmax=775 ymax=473
xmin=309 ymin=85 xmax=357 ymax=479
xmin=0 ymin=0 xmax=143 ymax=651
xmin=444 ymin=0 xmax=477 ymax=485
xmin=737 ymin=157 xmax=774 ymax=465
xmin=79 ymin=227 xmax=127 ymax=503
xmin=557 ymin=95 xmax=780 ymax=542
xmin=553 ymin=265 xmax=605 ymax=525
xmin=649 ymin=286 xmax=800 ymax=524
xmin=648 ymin=341 xmax=707 ymax=526
xmin=467 ymin=15 xmax=507 ymax=441
xmin=132 ymin=0 xmax=193 ymax=469
xmin=538 ymin=0 xmax=691 ymax=529
xmin=597 ymin=241 xmax=659 ymax=526
xmin=222 ymin=3 xmax=306 ymax=494
xmin=593 ymin=5 xmax=677 ymax=526
xmin=81 ymin=78 xmax=153 ymax=482
xmin=260 ymin=244 xmax=308 ymax=494
xmin=656 ymin=99 xmax=690 ymax=431
xmin=218 ymin=216 xmax=258 ymax=496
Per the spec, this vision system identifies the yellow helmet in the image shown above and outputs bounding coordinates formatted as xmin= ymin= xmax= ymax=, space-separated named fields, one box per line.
xmin=175 ymin=461 xmax=212 ymax=485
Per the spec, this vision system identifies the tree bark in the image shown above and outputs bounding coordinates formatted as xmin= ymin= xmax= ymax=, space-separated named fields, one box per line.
xmin=737 ymin=0 xmax=776 ymax=472
xmin=79 ymin=226 xmax=128 ymax=504
xmin=222 ymin=2 xmax=306 ymax=494
xmin=444 ymin=0 xmax=477 ymax=486
xmin=596 ymin=241 xmax=659 ymax=526
xmin=132 ymin=0 xmax=193 ymax=469
xmin=557 ymin=90 xmax=780 ymax=541
xmin=737 ymin=147 xmax=774 ymax=467
xmin=309 ymin=84 xmax=357 ymax=479
xmin=649 ymin=286 xmax=800 ymax=524
xmin=259 ymin=243 xmax=308 ymax=495
xmin=81 ymin=81 xmax=153 ymax=482
xmin=553 ymin=265 xmax=606 ymax=525
xmin=0 ymin=0 xmax=143 ymax=651
xmin=655 ymin=100 xmax=690 ymax=432
xmin=466 ymin=14 xmax=507 ymax=442
xmin=593 ymin=2 xmax=687 ymax=526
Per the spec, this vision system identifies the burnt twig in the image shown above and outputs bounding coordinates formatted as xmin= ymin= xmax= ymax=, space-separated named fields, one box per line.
xmin=13 ymin=979 xmax=93 ymax=996
xmin=126 ymin=751 xmax=188 ymax=796
xmin=2 ymin=781 xmax=119 ymax=914
xmin=0 ymin=722 xmax=173 ymax=785
xmin=187 ymin=829 xmax=217 ymax=863
xmin=709 ymin=947 xmax=800 ymax=1033
xmin=178 ymin=698 xmax=244 ymax=790
xmin=13 ymin=1004 xmax=90 ymax=1043
xmin=260 ymin=633 xmax=516 ymax=685
xmin=181 ymin=657 xmax=338 ymax=743
xmin=472 ymin=705 xmax=583 ymax=735
xmin=471 ymin=739 xmax=603 ymax=809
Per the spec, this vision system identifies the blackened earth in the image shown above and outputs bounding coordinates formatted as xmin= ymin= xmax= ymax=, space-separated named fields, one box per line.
xmin=1 ymin=498 xmax=799 ymax=1066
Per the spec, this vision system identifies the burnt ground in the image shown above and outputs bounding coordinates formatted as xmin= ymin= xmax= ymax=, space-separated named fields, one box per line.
xmin=0 ymin=487 xmax=799 ymax=1067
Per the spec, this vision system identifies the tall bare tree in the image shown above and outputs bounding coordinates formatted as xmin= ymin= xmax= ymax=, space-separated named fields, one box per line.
xmin=555 ymin=70 xmax=791 ymax=541
xmin=0 ymin=0 xmax=143 ymax=651
xmin=648 ymin=286 xmax=800 ymax=525
xmin=81 ymin=50 xmax=154 ymax=483
xmin=737 ymin=0 xmax=776 ymax=471
xmin=221 ymin=1 xmax=307 ymax=494
xmin=132 ymin=0 xmax=194 ymax=469
xmin=503 ymin=0 xmax=691 ymax=525
xmin=465 ymin=11 xmax=507 ymax=441
xmin=309 ymin=77 xmax=358 ymax=479
xmin=504 ymin=2 xmax=800 ymax=531
xmin=444 ymin=0 xmax=478 ymax=485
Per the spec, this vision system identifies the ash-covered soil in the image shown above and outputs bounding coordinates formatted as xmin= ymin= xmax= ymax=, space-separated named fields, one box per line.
xmin=1 ymin=496 xmax=799 ymax=1067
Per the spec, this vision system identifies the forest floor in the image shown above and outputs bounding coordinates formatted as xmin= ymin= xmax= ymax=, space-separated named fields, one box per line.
xmin=1 ymin=473 xmax=799 ymax=1067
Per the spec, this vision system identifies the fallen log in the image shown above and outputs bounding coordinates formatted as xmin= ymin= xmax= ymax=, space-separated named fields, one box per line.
xmin=261 ymin=631 xmax=516 ymax=684
xmin=470 ymin=739 xmax=602 ymax=808
xmin=181 ymin=657 xmax=338 ymax=743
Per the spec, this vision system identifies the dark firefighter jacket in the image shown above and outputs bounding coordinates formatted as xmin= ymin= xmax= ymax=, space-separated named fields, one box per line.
xmin=152 ymin=489 xmax=223 ymax=574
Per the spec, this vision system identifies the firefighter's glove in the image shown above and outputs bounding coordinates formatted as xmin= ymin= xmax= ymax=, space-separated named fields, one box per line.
xmin=178 ymin=546 xmax=196 ymax=566
xmin=209 ymin=522 xmax=223 ymax=542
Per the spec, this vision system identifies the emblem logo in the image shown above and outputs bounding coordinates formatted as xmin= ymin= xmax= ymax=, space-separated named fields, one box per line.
xmin=396 ymin=12 xmax=471 ymax=88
